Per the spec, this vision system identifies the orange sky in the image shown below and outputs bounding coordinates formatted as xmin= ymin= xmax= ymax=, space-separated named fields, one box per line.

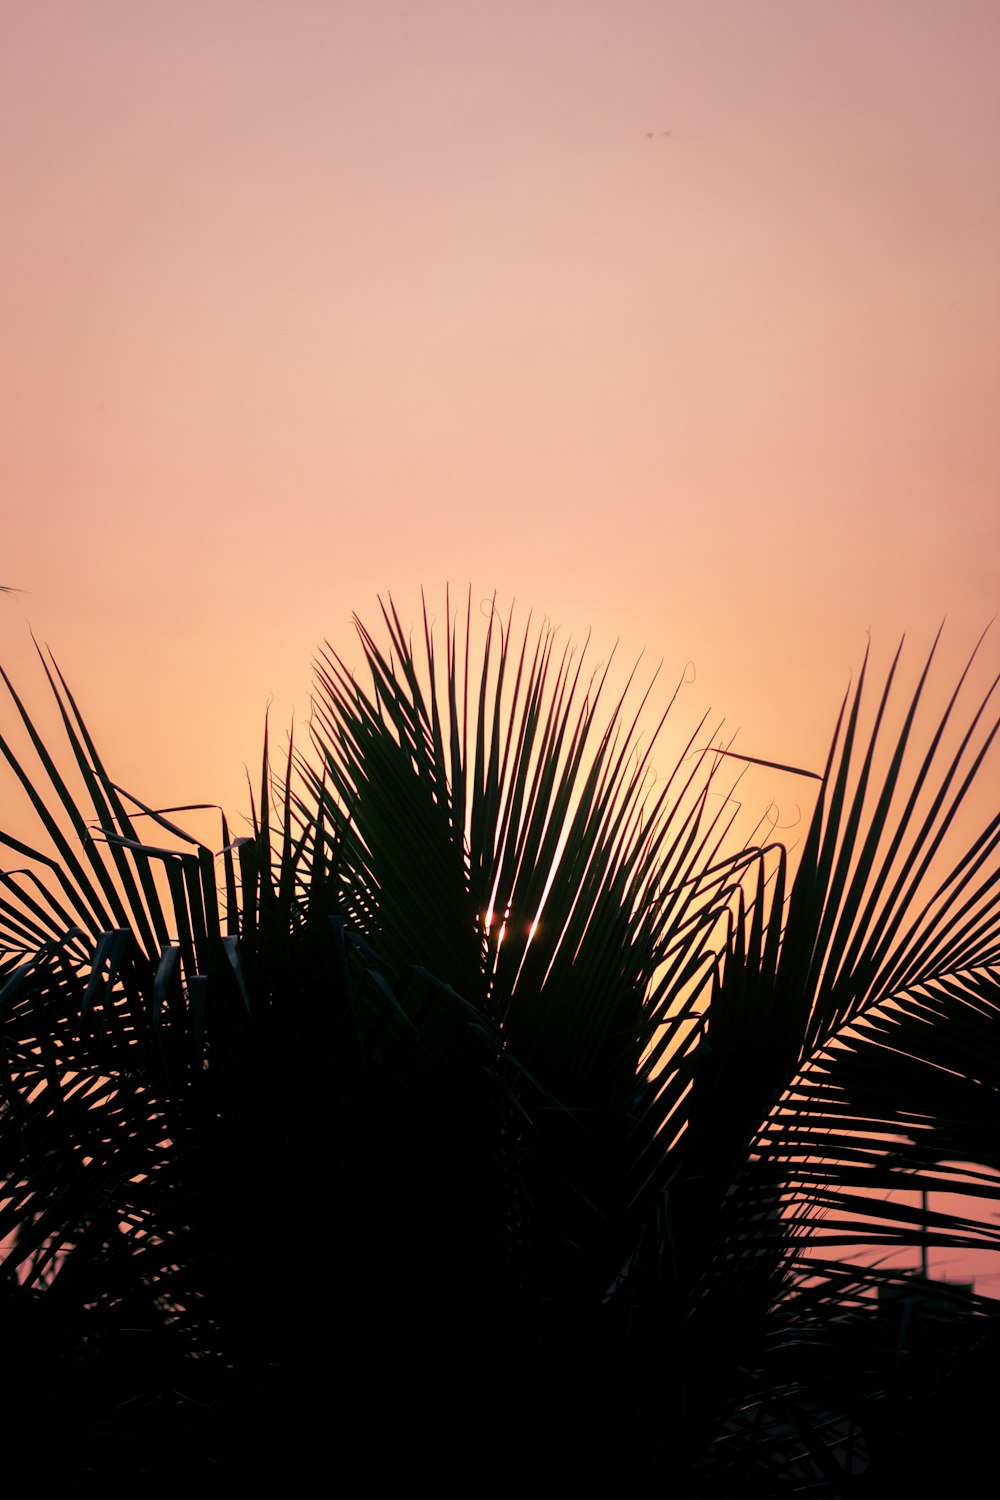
xmin=2 ymin=2 xmax=999 ymax=1281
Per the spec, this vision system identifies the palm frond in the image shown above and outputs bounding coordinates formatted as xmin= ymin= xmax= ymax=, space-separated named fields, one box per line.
xmin=304 ymin=590 xmax=738 ymax=1109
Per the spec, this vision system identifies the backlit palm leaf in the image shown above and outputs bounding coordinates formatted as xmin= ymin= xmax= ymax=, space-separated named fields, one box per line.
xmin=304 ymin=592 xmax=741 ymax=1107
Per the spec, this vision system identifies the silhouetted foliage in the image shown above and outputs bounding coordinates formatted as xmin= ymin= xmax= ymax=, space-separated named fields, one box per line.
xmin=1 ymin=599 xmax=998 ymax=1490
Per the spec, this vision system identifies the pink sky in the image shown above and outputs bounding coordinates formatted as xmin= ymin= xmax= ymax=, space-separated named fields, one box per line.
xmin=2 ymin=2 xmax=998 ymax=1281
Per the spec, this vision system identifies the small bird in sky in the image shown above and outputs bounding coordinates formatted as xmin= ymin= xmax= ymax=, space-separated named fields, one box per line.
xmin=646 ymin=130 xmax=672 ymax=139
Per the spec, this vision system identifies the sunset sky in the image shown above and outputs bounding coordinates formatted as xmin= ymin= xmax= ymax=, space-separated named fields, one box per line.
xmin=2 ymin=4 xmax=999 ymax=1276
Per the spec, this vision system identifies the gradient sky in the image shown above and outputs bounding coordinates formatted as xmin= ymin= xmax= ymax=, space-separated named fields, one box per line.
xmin=2 ymin=3 xmax=999 ymax=1277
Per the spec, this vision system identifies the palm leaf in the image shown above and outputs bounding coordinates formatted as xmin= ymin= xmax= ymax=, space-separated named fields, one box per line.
xmin=675 ymin=630 xmax=1000 ymax=1491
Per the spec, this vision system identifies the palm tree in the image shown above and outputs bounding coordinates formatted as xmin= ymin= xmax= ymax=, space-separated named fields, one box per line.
xmin=1 ymin=597 xmax=998 ymax=1490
